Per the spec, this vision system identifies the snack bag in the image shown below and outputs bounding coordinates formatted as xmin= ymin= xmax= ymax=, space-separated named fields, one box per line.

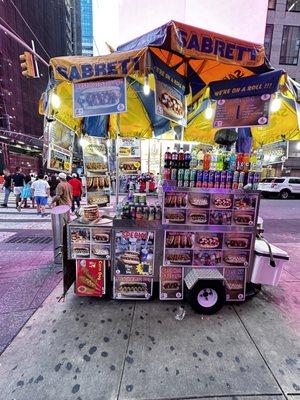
xmin=76 ymin=259 xmax=105 ymax=297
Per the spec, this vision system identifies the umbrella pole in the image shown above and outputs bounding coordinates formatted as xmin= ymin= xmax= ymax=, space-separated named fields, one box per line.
xmin=115 ymin=114 xmax=120 ymax=208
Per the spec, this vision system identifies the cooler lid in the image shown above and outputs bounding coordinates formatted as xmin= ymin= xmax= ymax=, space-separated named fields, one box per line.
xmin=255 ymin=239 xmax=289 ymax=260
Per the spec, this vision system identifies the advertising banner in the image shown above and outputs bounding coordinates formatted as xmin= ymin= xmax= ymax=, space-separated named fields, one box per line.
xmin=82 ymin=136 xmax=111 ymax=207
xmin=76 ymin=258 xmax=105 ymax=297
xmin=113 ymin=276 xmax=153 ymax=300
xmin=155 ymin=80 xmax=187 ymax=126
xmin=114 ymin=230 xmax=155 ymax=276
xmin=224 ymin=267 xmax=246 ymax=301
xmin=159 ymin=266 xmax=183 ymax=300
xmin=213 ymin=95 xmax=270 ymax=128
xmin=73 ymin=78 xmax=127 ymax=117
xmin=47 ymin=144 xmax=72 ymax=174
xmin=45 ymin=119 xmax=75 ymax=151
xmin=119 ymin=138 xmax=141 ymax=157
xmin=261 ymin=140 xmax=288 ymax=165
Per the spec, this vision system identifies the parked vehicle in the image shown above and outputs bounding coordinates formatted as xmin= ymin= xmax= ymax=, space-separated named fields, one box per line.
xmin=258 ymin=176 xmax=300 ymax=199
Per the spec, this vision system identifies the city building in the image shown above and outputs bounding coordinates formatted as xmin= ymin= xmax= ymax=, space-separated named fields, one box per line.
xmin=265 ymin=0 xmax=300 ymax=82
xmin=80 ymin=0 xmax=93 ymax=56
xmin=0 ymin=0 xmax=73 ymax=172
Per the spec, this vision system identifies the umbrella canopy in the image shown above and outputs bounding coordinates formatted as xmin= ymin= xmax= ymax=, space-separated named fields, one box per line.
xmin=44 ymin=20 xmax=300 ymax=145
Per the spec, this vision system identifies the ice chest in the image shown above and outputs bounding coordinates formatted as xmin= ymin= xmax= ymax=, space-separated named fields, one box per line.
xmin=251 ymin=239 xmax=289 ymax=286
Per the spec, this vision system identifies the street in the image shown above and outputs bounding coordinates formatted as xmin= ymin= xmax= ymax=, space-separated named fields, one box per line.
xmin=0 ymin=198 xmax=299 ymax=400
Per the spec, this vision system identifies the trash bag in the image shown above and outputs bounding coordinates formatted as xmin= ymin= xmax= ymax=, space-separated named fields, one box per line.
xmin=214 ymin=129 xmax=238 ymax=146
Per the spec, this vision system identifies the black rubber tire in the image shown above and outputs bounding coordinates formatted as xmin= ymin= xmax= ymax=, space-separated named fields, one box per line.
xmin=280 ymin=190 xmax=290 ymax=200
xmin=186 ymin=280 xmax=226 ymax=315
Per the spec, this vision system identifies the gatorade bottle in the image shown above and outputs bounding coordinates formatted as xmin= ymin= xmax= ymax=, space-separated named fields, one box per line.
xmin=250 ymin=152 xmax=257 ymax=172
xmin=210 ymin=150 xmax=217 ymax=171
xmin=229 ymin=152 xmax=237 ymax=172
xmin=243 ymin=153 xmax=250 ymax=173
xmin=203 ymin=152 xmax=211 ymax=170
xmin=216 ymin=151 xmax=224 ymax=171
xmin=236 ymin=153 xmax=244 ymax=172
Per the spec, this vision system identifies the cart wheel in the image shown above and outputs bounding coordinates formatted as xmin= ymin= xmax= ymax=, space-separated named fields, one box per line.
xmin=186 ymin=280 xmax=225 ymax=315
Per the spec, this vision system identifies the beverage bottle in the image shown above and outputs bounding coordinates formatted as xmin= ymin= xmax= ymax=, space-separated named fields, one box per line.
xmin=164 ymin=147 xmax=172 ymax=168
xmin=208 ymin=171 xmax=215 ymax=188
xmin=149 ymin=176 xmax=156 ymax=192
xmin=238 ymin=171 xmax=245 ymax=189
xmin=202 ymin=170 xmax=209 ymax=188
xmin=249 ymin=152 xmax=257 ymax=172
xmin=177 ymin=169 xmax=184 ymax=187
xmin=223 ymin=152 xmax=230 ymax=171
xmin=243 ymin=153 xmax=250 ymax=172
xmin=196 ymin=170 xmax=203 ymax=188
xmin=247 ymin=172 xmax=254 ymax=188
xmin=184 ymin=151 xmax=192 ymax=169
xmin=178 ymin=148 xmax=184 ymax=168
xmin=220 ymin=171 xmax=227 ymax=188
xmin=171 ymin=150 xmax=178 ymax=168
xmin=229 ymin=152 xmax=237 ymax=172
xmin=253 ymin=172 xmax=260 ymax=189
xmin=216 ymin=151 xmax=224 ymax=171
xmin=214 ymin=171 xmax=221 ymax=188
xmin=226 ymin=171 xmax=233 ymax=189
xmin=210 ymin=150 xmax=217 ymax=171
xmin=256 ymin=151 xmax=263 ymax=173
xmin=203 ymin=152 xmax=211 ymax=170
xmin=236 ymin=153 xmax=244 ymax=171
xmin=183 ymin=169 xmax=190 ymax=187
xmin=232 ymin=171 xmax=239 ymax=189
xmin=189 ymin=170 xmax=197 ymax=187
xmin=171 ymin=168 xmax=178 ymax=181
xmin=163 ymin=168 xmax=171 ymax=180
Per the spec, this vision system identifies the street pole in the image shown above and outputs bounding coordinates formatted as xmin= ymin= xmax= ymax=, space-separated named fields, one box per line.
xmin=0 ymin=22 xmax=49 ymax=67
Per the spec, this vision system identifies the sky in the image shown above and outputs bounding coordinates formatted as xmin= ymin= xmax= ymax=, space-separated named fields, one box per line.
xmin=93 ymin=0 xmax=268 ymax=55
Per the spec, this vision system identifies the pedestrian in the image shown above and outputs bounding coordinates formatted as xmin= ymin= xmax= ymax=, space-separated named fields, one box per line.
xmin=49 ymin=174 xmax=59 ymax=198
xmin=17 ymin=175 xmax=33 ymax=211
xmin=1 ymin=169 xmax=12 ymax=207
xmin=51 ymin=172 xmax=72 ymax=207
xmin=68 ymin=173 xmax=82 ymax=212
xmin=30 ymin=173 xmax=50 ymax=217
xmin=12 ymin=167 xmax=25 ymax=208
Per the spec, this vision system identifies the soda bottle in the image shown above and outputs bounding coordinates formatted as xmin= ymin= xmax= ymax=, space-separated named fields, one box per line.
xmin=226 ymin=171 xmax=233 ymax=189
xmin=164 ymin=147 xmax=172 ymax=168
xmin=238 ymin=171 xmax=245 ymax=189
xmin=223 ymin=152 xmax=230 ymax=171
xmin=243 ymin=153 xmax=250 ymax=173
xmin=177 ymin=169 xmax=184 ymax=187
xmin=210 ymin=150 xmax=217 ymax=171
xmin=250 ymin=152 xmax=257 ymax=172
xmin=203 ymin=152 xmax=211 ymax=170
xmin=214 ymin=171 xmax=221 ymax=188
xmin=202 ymin=170 xmax=209 ymax=188
xmin=184 ymin=151 xmax=192 ymax=169
xmin=208 ymin=171 xmax=215 ymax=188
xmin=178 ymin=148 xmax=184 ymax=168
xmin=189 ymin=169 xmax=197 ymax=187
xmin=171 ymin=150 xmax=178 ymax=168
xmin=216 ymin=151 xmax=224 ymax=171
xmin=253 ymin=172 xmax=260 ymax=189
xmin=183 ymin=169 xmax=190 ymax=187
xmin=232 ymin=171 xmax=239 ymax=189
xmin=229 ymin=152 xmax=237 ymax=172
xmin=163 ymin=168 xmax=171 ymax=180
xmin=247 ymin=172 xmax=254 ymax=188
xmin=236 ymin=153 xmax=244 ymax=171
xmin=196 ymin=170 xmax=203 ymax=188
xmin=171 ymin=168 xmax=178 ymax=181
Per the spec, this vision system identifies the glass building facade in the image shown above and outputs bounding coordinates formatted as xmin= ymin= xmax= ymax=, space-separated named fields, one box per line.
xmin=80 ymin=0 xmax=93 ymax=56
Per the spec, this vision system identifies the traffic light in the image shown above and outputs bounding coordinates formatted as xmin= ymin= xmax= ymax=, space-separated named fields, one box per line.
xmin=19 ymin=51 xmax=39 ymax=78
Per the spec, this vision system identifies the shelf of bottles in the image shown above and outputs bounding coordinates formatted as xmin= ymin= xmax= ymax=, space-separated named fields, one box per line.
xmin=162 ymin=147 xmax=262 ymax=190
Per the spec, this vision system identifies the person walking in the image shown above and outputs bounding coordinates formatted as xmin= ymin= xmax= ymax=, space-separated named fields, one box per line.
xmin=51 ymin=172 xmax=72 ymax=207
xmin=68 ymin=173 xmax=82 ymax=212
xmin=1 ymin=169 xmax=12 ymax=207
xmin=31 ymin=173 xmax=50 ymax=217
xmin=49 ymin=174 xmax=59 ymax=198
xmin=17 ymin=175 xmax=33 ymax=211
xmin=12 ymin=167 xmax=25 ymax=208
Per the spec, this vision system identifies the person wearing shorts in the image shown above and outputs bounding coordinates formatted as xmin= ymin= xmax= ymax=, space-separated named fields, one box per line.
xmin=31 ymin=173 xmax=50 ymax=217
xmin=12 ymin=167 xmax=25 ymax=208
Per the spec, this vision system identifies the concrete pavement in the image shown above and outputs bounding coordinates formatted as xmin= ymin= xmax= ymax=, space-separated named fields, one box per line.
xmin=0 ymin=198 xmax=299 ymax=399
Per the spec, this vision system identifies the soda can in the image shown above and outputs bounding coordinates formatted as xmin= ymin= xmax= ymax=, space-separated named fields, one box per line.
xmin=202 ymin=170 xmax=209 ymax=188
xmin=220 ymin=171 xmax=227 ymax=188
xmin=183 ymin=169 xmax=190 ymax=187
xmin=226 ymin=171 xmax=233 ymax=189
xmin=142 ymin=206 xmax=149 ymax=220
xmin=214 ymin=171 xmax=221 ymax=188
xmin=247 ymin=172 xmax=254 ymax=188
xmin=177 ymin=169 xmax=184 ymax=187
xmin=171 ymin=168 xmax=178 ymax=181
xmin=196 ymin=170 xmax=203 ymax=188
xmin=232 ymin=171 xmax=239 ymax=189
xmin=208 ymin=170 xmax=215 ymax=188
xmin=238 ymin=171 xmax=245 ymax=189
xmin=189 ymin=169 xmax=197 ymax=187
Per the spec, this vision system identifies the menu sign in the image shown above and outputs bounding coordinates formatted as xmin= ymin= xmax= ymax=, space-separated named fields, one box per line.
xmin=224 ymin=267 xmax=246 ymax=301
xmin=76 ymin=259 xmax=105 ymax=297
xmin=159 ymin=266 xmax=183 ymax=300
xmin=113 ymin=276 xmax=153 ymax=300
xmin=82 ymin=136 xmax=110 ymax=207
xmin=73 ymin=78 xmax=127 ymax=117
xmin=213 ymin=95 xmax=270 ymax=128
xmin=114 ymin=230 xmax=155 ymax=276
xmin=47 ymin=144 xmax=72 ymax=174
xmin=119 ymin=138 xmax=140 ymax=157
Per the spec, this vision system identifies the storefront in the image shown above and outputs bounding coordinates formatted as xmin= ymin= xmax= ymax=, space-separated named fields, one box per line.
xmin=40 ymin=21 xmax=297 ymax=314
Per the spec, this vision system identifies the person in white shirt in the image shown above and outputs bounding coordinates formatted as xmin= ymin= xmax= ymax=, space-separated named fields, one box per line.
xmin=31 ymin=173 xmax=50 ymax=217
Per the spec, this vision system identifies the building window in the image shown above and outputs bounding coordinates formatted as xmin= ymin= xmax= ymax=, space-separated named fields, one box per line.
xmin=268 ymin=0 xmax=276 ymax=9
xmin=264 ymin=24 xmax=274 ymax=60
xmin=286 ymin=0 xmax=300 ymax=12
xmin=279 ymin=25 xmax=300 ymax=65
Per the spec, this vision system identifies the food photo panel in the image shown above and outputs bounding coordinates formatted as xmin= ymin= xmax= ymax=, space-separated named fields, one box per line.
xmin=164 ymin=209 xmax=186 ymax=224
xmin=234 ymin=194 xmax=257 ymax=211
xmin=113 ymin=276 xmax=152 ymax=300
xmin=209 ymin=210 xmax=232 ymax=225
xmin=164 ymin=192 xmax=188 ymax=208
xmin=224 ymin=233 xmax=252 ymax=250
xmin=159 ymin=266 xmax=184 ymax=300
xmin=187 ymin=209 xmax=208 ymax=225
xmin=232 ymin=210 xmax=255 ymax=226
xmin=70 ymin=228 xmax=90 ymax=244
xmin=188 ymin=193 xmax=210 ymax=209
xmin=223 ymin=250 xmax=250 ymax=267
xmin=194 ymin=232 xmax=223 ymax=250
xmin=71 ymin=244 xmax=90 ymax=259
xmin=193 ymin=250 xmax=222 ymax=267
xmin=211 ymin=194 xmax=233 ymax=209
xmin=165 ymin=231 xmax=194 ymax=249
xmin=224 ymin=267 xmax=246 ymax=301
xmin=91 ymin=245 xmax=111 ymax=260
xmin=91 ymin=228 xmax=111 ymax=244
xmin=164 ymin=249 xmax=193 ymax=266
